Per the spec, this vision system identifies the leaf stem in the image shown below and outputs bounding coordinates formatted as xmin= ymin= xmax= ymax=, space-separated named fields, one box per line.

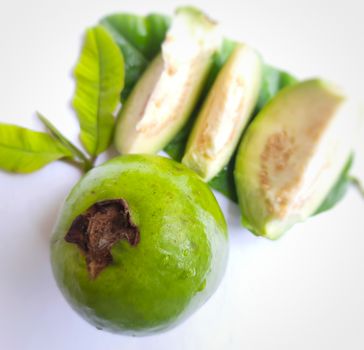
xmin=37 ymin=112 xmax=95 ymax=173
xmin=350 ymin=176 xmax=364 ymax=199
xmin=61 ymin=158 xmax=88 ymax=172
xmin=83 ymin=157 xmax=94 ymax=172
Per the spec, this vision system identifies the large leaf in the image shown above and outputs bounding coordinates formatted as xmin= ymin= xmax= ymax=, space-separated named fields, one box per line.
xmin=73 ymin=26 xmax=125 ymax=158
xmin=0 ymin=123 xmax=72 ymax=173
xmin=255 ymin=65 xmax=298 ymax=112
xmin=100 ymin=14 xmax=170 ymax=99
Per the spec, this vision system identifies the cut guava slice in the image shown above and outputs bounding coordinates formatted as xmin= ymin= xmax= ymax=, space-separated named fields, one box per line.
xmin=234 ymin=79 xmax=355 ymax=239
xmin=182 ymin=43 xmax=261 ymax=181
xmin=114 ymin=7 xmax=222 ymax=154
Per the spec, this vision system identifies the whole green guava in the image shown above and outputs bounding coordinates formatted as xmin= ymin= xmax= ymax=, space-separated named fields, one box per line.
xmin=51 ymin=155 xmax=228 ymax=335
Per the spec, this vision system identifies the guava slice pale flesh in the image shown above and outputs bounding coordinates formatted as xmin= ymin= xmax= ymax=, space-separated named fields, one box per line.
xmin=114 ymin=7 xmax=222 ymax=154
xmin=182 ymin=43 xmax=262 ymax=181
xmin=234 ymin=79 xmax=355 ymax=239
xmin=51 ymin=155 xmax=228 ymax=335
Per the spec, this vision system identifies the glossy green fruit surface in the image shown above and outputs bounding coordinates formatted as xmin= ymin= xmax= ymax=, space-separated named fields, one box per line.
xmin=51 ymin=155 xmax=228 ymax=335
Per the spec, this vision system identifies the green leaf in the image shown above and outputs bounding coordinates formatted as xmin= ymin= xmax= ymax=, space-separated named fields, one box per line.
xmin=208 ymin=160 xmax=238 ymax=201
xmin=37 ymin=112 xmax=92 ymax=171
xmin=0 ymin=123 xmax=72 ymax=173
xmin=100 ymin=13 xmax=170 ymax=99
xmin=314 ymin=155 xmax=354 ymax=215
xmin=255 ymin=64 xmax=298 ymax=113
xmin=73 ymin=26 xmax=125 ymax=158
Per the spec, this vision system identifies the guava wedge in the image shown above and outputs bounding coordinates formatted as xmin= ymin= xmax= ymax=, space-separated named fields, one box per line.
xmin=51 ymin=155 xmax=228 ymax=335
xmin=234 ymin=79 xmax=355 ymax=239
xmin=114 ymin=7 xmax=222 ymax=154
xmin=182 ymin=43 xmax=262 ymax=181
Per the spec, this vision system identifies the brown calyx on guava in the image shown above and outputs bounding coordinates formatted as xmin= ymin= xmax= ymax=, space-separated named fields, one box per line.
xmin=65 ymin=199 xmax=139 ymax=279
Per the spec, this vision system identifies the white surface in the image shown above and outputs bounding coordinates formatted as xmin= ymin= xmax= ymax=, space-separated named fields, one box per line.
xmin=0 ymin=0 xmax=364 ymax=349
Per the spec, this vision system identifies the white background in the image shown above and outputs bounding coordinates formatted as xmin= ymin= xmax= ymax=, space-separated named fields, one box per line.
xmin=0 ymin=0 xmax=364 ymax=349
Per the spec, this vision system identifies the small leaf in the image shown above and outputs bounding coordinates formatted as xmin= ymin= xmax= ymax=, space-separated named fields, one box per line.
xmin=208 ymin=160 xmax=238 ymax=202
xmin=100 ymin=13 xmax=170 ymax=99
xmin=255 ymin=64 xmax=298 ymax=113
xmin=37 ymin=112 xmax=92 ymax=171
xmin=73 ymin=26 xmax=125 ymax=157
xmin=0 ymin=123 xmax=72 ymax=173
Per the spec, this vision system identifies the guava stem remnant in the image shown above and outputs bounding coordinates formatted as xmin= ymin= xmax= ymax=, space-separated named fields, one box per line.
xmin=65 ymin=199 xmax=140 ymax=279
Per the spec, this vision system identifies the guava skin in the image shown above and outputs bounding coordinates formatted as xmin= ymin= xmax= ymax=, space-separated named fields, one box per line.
xmin=51 ymin=155 xmax=228 ymax=335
